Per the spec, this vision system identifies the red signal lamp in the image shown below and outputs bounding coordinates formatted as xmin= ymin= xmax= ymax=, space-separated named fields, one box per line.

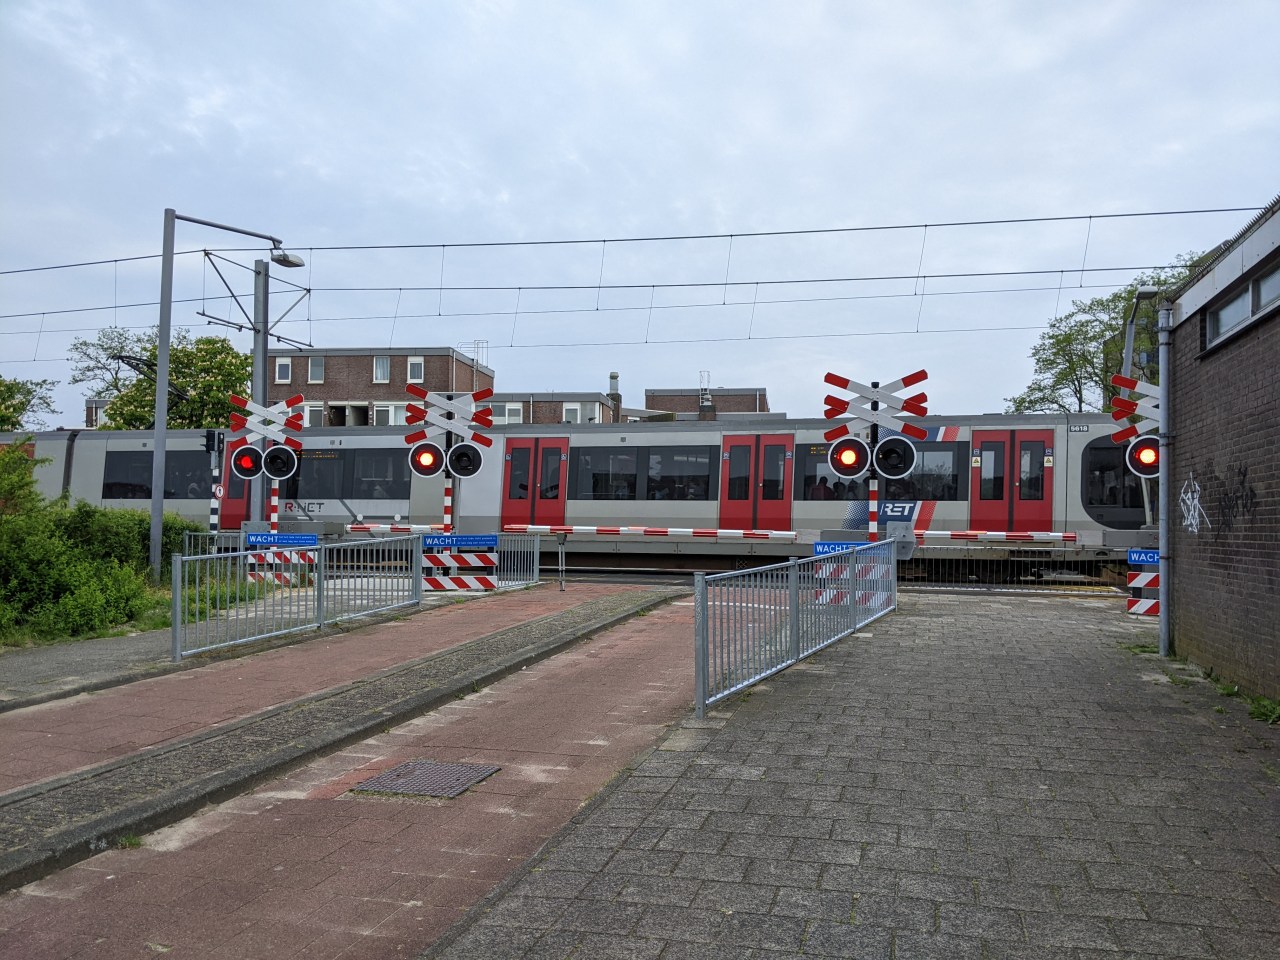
xmin=230 ymin=446 xmax=263 ymax=480
xmin=828 ymin=437 xmax=871 ymax=480
xmin=408 ymin=441 xmax=446 ymax=478
xmin=1126 ymin=435 xmax=1160 ymax=479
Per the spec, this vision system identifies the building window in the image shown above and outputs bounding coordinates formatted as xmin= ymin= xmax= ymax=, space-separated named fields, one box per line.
xmin=1208 ymin=288 xmax=1250 ymax=344
xmin=304 ymin=404 xmax=325 ymax=428
xmin=493 ymin=403 xmax=523 ymax=425
xmin=1255 ymin=263 xmax=1280 ymax=313
xmin=274 ymin=357 xmax=292 ymax=383
xmin=373 ymin=404 xmax=407 ymax=426
xmin=407 ymin=356 xmax=424 ymax=382
xmin=563 ymin=403 xmax=581 ymax=423
xmin=308 ymin=356 xmax=324 ymax=383
xmin=373 ymin=356 xmax=390 ymax=383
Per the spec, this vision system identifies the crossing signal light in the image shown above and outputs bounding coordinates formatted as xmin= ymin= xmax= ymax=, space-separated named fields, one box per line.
xmin=446 ymin=442 xmax=484 ymax=479
xmin=408 ymin=441 xmax=445 ymax=478
xmin=873 ymin=437 xmax=917 ymax=480
xmin=1126 ymin=435 xmax=1160 ymax=479
xmin=230 ymin=446 xmax=263 ymax=480
xmin=262 ymin=445 xmax=298 ymax=481
xmin=828 ymin=437 xmax=871 ymax=480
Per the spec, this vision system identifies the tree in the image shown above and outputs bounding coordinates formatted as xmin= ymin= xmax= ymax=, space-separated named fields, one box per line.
xmin=1005 ymin=256 xmax=1203 ymax=414
xmin=103 ymin=336 xmax=252 ymax=429
xmin=0 ymin=377 xmax=58 ymax=431
xmin=68 ymin=325 xmax=192 ymax=403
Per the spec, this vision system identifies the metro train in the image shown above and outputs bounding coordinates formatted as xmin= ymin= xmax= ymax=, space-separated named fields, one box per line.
xmin=5 ymin=412 xmax=1155 ymax=566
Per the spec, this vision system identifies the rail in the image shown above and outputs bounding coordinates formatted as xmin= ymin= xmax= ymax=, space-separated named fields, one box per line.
xmin=693 ymin=542 xmax=896 ymax=718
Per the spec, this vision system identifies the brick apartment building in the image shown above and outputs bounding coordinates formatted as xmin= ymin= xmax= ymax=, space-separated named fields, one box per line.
xmin=644 ymin=387 xmax=770 ymax=417
xmin=1168 ymin=197 xmax=1279 ymax=697
xmin=266 ymin=347 xmax=494 ymax=428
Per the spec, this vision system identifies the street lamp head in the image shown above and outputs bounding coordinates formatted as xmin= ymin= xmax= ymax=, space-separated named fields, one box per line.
xmin=1134 ymin=285 xmax=1159 ymax=301
xmin=270 ymin=248 xmax=305 ymax=268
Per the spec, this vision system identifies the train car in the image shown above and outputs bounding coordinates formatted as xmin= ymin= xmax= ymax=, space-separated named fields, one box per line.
xmin=4 ymin=411 xmax=1153 ymax=571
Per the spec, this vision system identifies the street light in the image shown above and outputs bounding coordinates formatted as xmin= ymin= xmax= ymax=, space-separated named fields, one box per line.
xmin=150 ymin=209 xmax=304 ymax=581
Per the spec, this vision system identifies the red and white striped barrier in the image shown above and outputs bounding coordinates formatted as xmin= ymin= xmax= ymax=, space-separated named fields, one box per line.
xmin=247 ymin=547 xmax=315 ymax=585
xmin=1127 ymin=597 xmax=1159 ymax=616
xmin=346 ymin=523 xmax=446 ymax=534
xmin=1127 ymin=571 xmax=1160 ymax=590
xmin=915 ymin=531 xmax=1079 ymax=543
xmin=814 ymin=556 xmax=893 ymax=607
xmin=424 ymin=575 xmax=499 ymax=591
xmin=503 ymin=524 xmax=799 ymax=541
xmin=423 ymin=552 xmax=497 ymax=569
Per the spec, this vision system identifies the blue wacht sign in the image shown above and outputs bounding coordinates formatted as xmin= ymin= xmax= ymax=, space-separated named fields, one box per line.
xmin=246 ymin=533 xmax=319 ymax=547
xmin=814 ymin=541 xmax=868 ymax=556
xmin=423 ymin=534 xmax=499 ymax=550
xmin=1128 ymin=548 xmax=1159 ymax=565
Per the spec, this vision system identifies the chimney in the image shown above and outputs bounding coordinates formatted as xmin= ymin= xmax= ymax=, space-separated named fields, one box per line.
xmin=607 ymin=371 xmax=622 ymax=423
xmin=697 ymin=370 xmax=716 ymax=421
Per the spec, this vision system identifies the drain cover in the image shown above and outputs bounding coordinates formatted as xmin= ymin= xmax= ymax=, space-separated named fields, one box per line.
xmin=353 ymin=760 xmax=500 ymax=798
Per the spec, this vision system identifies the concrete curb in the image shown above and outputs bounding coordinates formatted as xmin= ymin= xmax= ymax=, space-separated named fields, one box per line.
xmin=0 ymin=588 xmax=689 ymax=893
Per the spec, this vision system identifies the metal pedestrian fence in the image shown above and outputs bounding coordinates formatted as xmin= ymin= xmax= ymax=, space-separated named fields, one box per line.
xmin=183 ymin=530 xmax=243 ymax=557
xmin=172 ymin=535 xmax=422 ymax=660
xmin=694 ymin=542 xmax=896 ymax=718
xmin=496 ymin=533 xmax=540 ymax=587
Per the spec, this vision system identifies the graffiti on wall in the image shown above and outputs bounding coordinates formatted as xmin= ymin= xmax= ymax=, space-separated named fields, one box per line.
xmin=1215 ymin=463 xmax=1259 ymax=541
xmin=1179 ymin=472 xmax=1211 ymax=535
xmin=1189 ymin=460 xmax=1260 ymax=541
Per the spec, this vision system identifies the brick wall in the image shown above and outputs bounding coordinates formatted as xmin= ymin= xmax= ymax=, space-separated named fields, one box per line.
xmin=1170 ymin=310 xmax=1279 ymax=698
xmin=645 ymin=390 xmax=769 ymax=414
xmin=268 ymin=353 xmax=493 ymax=409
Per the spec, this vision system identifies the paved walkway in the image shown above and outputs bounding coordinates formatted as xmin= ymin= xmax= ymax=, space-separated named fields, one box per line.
xmin=428 ymin=593 xmax=1279 ymax=960
xmin=2 ymin=590 xmax=1277 ymax=959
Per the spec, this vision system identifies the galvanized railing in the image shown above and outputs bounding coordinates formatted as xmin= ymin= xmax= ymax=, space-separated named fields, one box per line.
xmin=694 ymin=542 xmax=896 ymax=718
xmin=183 ymin=530 xmax=243 ymax=557
xmin=496 ymin=533 xmax=541 ymax=586
xmin=172 ymin=535 xmax=422 ymax=660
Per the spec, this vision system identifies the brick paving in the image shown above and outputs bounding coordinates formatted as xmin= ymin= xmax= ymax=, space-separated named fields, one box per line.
xmin=2 ymin=590 xmax=1278 ymax=959
xmin=432 ymin=592 xmax=1280 ymax=960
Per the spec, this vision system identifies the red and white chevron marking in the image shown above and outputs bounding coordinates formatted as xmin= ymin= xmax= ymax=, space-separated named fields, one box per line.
xmin=443 ymin=479 xmax=453 ymax=535
xmin=247 ymin=571 xmax=299 ymax=585
xmin=248 ymin=550 xmax=317 ymax=565
xmin=915 ymin=531 xmax=1078 ymax=543
xmin=868 ymin=478 xmax=879 ymax=543
xmin=1126 ymin=597 xmax=1159 ymax=616
xmin=814 ymin=589 xmax=849 ymax=605
xmin=268 ymin=482 xmax=279 ymax=534
xmin=423 ymin=575 xmax=498 ymax=591
xmin=503 ymin=524 xmax=798 ymax=541
xmin=423 ymin=552 xmax=497 ymax=569
xmin=346 ymin=523 xmax=446 ymax=534
xmin=1127 ymin=571 xmax=1160 ymax=589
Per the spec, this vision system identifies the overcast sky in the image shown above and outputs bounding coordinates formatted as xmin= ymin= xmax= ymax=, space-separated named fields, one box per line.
xmin=2 ymin=0 xmax=1277 ymax=429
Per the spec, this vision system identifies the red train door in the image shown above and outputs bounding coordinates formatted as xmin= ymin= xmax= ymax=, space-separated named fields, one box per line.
xmin=969 ymin=429 xmax=1054 ymax=531
xmin=501 ymin=437 xmax=568 ymax=528
xmin=217 ymin=453 xmax=252 ymax=530
xmin=718 ymin=434 xmax=794 ymax=531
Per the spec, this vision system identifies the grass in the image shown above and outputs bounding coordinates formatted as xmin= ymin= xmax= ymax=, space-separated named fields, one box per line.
xmin=115 ymin=834 xmax=143 ymax=849
xmin=1246 ymin=695 xmax=1280 ymax=725
xmin=1121 ymin=643 xmax=1159 ymax=655
xmin=0 ymin=588 xmax=172 ymax=649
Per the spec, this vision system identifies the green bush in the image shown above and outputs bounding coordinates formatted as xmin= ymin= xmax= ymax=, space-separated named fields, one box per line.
xmin=57 ymin=501 xmax=201 ymax=575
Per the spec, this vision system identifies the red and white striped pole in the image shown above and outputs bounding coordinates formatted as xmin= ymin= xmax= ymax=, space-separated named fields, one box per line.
xmin=867 ymin=477 xmax=879 ymax=543
xmin=269 ymin=481 xmax=279 ymax=534
xmin=442 ymin=479 xmax=453 ymax=535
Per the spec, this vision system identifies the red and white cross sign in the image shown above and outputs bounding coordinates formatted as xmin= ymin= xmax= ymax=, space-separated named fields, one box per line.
xmin=1109 ymin=374 xmax=1159 ymax=444
xmin=227 ymin=393 xmax=304 ymax=451
xmin=822 ymin=369 xmax=929 ymax=442
xmin=404 ymin=385 xmax=494 ymax=448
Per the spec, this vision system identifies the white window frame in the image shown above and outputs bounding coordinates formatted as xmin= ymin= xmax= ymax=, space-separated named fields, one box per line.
xmin=304 ymin=404 xmax=325 ymax=428
xmin=407 ymin=356 xmax=425 ymax=383
xmin=373 ymin=355 xmax=390 ymax=383
xmin=308 ymin=356 xmax=324 ymax=384
xmin=374 ymin=403 xmax=393 ymax=426
xmin=563 ymin=403 xmax=581 ymax=423
xmin=274 ymin=357 xmax=292 ymax=384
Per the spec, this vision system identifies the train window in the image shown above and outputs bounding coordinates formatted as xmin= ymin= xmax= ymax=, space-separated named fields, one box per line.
xmin=350 ymin=449 xmax=411 ymax=500
xmin=979 ymin=441 xmax=1005 ymax=500
xmin=284 ymin=449 xmax=344 ymax=500
xmin=1019 ymin=440 xmax=1044 ymax=501
xmin=761 ymin=444 xmax=786 ymax=500
xmin=914 ymin=444 xmax=964 ymax=501
xmin=508 ymin=448 xmax=531 ymax=500
xmin=794 ymin=444 xmax=866 ymax=502
xmin=571 ymin=447 xmax=637 ymax=500
xmin=102 ymin=450 xmax=210 ymax=499
xmin=539 ymin=447 xmax=561 ymax=499
xmin=645 ymin=446 xmax=715 ymax=501
xmin=1082 ymin=441 xmax=1145 ymax=509
xmin=726 ymin=446 xmax=750 ymax=500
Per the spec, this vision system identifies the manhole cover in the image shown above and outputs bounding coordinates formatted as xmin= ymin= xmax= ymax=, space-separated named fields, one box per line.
xmin=353 ymin=760 xmax=501 ymax=798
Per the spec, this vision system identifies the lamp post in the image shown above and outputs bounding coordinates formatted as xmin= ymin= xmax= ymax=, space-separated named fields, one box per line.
xmin=150 ymin=209 xmax=304 ymax=581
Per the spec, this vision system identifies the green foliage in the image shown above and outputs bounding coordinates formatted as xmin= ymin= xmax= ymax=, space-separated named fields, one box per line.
xmin=68 ymin=325 xmax=167 ymax=402
xmin=0 ymin=486 xmax=200 ymax=644
xmin=0 ymin=438 xmax=46 ymax=518
xmin=0 ymin=377 xmax=58 ymax=431
xmin=1247 ymin=695 xmax=1280 ymax=725
xmin=103 ymin=335 xmax=251 ymax=430
xmin=1005 ymin=256 xmax=1203 ymax=414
